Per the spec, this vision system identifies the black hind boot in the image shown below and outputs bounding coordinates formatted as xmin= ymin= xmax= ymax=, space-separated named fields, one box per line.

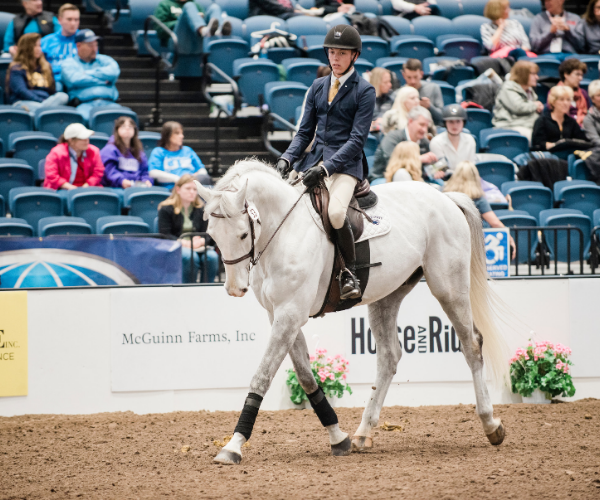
xmin=333 ymin=217 xmax=361 ymax=300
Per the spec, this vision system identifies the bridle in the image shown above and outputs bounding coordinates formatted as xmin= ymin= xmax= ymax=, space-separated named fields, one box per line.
xmin=210 ymin=185 xmax=307 ymax=269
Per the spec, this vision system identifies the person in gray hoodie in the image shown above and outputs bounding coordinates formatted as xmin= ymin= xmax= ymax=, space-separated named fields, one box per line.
xmin=574 ymin=0 xmax=600 ymax=54
xmin=492 ymin=60 xmax=544 ymax=143
xmin=582 ymin=79 xmax=600 ymax=183
xmin=529 ymin=0 xmax=580 ymax=57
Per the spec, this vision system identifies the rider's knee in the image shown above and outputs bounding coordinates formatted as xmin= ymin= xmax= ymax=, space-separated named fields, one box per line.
xmin=329 ymin=207 xmax=346 ymax=230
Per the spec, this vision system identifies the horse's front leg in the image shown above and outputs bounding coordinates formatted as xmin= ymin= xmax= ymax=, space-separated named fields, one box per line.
xmin=214 ymin=308 xmax=303 ymax=465
xmin=289 ymin=330 xmax=352 ymax=456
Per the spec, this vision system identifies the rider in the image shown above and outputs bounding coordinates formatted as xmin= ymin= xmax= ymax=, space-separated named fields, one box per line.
xmin=276 ymin=25 xmax=376 ymax=300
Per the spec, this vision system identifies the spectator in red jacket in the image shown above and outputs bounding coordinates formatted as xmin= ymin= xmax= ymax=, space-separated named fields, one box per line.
xmin=44 ymin=123 xmax=105 ymax=190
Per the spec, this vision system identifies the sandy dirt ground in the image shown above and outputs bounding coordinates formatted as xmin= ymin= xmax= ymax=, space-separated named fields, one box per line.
xmin=1 ymin=399 xmax=599 ymax=500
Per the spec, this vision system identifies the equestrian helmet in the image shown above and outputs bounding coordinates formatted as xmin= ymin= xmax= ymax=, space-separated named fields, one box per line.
xmin=323 ymin=25 xmax=362 ymax=53
xmin=442 ymin=103 xmax=467 ymax=122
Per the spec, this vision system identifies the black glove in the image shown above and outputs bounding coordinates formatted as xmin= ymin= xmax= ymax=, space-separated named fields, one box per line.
xmin=302 ymin=165 xmax=326 ymax=188
xmin=276 ymin=158 xmax=292 ymax=178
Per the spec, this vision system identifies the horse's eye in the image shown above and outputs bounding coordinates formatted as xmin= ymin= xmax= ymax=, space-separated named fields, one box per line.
xmin=241 ymin=232 xmax=248 ymax=240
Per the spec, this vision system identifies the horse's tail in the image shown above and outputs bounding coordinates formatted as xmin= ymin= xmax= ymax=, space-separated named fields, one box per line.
xmin=445 ymin=192 xmax=509 ymax=385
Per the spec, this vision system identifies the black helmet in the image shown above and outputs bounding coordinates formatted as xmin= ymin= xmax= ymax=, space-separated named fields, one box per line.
xmin=323 ymin=25 xmax=362 ymax=52
xmin=442 ymin=104 xmax=467 ymax=122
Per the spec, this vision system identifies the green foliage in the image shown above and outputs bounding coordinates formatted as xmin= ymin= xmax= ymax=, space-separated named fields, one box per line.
xmin=286 ymin=349 xmax=352 ymax=405
xmin=509 ymin=340 xmax=576 ymax=399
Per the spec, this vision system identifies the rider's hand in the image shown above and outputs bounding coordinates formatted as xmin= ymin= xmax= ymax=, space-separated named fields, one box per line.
xmin=276 ymin=158 xmax=292 ymax=178
xmin=302 ymin=165 xmax=327 ymax=188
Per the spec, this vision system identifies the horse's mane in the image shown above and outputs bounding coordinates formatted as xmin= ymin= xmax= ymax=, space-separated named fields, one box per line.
xmin=205 ymin=158 xmax=284 ymax=218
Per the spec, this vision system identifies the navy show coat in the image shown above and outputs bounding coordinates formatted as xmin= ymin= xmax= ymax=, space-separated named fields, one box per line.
xmin=282 ymin=70 xmax=376 ymax=181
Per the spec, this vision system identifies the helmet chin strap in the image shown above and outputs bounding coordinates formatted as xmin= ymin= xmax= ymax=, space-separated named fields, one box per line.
xmin=326 ymin=50 xmax=360 ymax=77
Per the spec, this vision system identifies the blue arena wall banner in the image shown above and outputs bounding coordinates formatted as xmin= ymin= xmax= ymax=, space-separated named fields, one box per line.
xmin=483 ymin=228 xmax=510 ymax=278
xmin=0 ymin=237 xmax=181 ymax=288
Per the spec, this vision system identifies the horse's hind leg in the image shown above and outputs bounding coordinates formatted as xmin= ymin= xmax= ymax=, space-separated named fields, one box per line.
xmin=288 ymin=330 xmax=351 ymax=456
xmin=352 ymin=268 xmax=423 ymax=452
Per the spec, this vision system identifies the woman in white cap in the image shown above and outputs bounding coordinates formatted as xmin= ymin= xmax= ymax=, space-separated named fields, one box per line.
xmin=44 ymin=123 xmax=105 ymax=190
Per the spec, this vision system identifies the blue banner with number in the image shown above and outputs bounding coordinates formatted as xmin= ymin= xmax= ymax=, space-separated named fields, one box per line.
xmin=484 ymin=228 xmax=510 ymax=278
xmin=0 ymin=237 xmax=181 ymax=288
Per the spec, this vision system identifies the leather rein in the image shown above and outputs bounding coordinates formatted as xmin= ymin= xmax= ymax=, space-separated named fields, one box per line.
xmin=210 ymin=183 xmax=308 ymax=268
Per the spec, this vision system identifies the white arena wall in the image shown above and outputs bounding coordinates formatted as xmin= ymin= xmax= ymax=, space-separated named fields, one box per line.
xmin=1 ymin=277 xmax=599 ymax=417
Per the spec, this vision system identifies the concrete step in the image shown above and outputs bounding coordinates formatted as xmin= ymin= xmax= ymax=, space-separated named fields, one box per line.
xmin=124 ymin=102 xmax=210 ymax=117
xmin=118 ymin=90 xmax=205 ymax=103
xmin=145 ymin=125 xmax=239 ymax=139
xmin=117 ymin=79 xmax=181 ymax=93
xmin=113 ymin=56 xmax=155 ymax=69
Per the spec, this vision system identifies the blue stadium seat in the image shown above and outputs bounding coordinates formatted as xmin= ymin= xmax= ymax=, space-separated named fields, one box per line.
xmin=265 ymin=47 xmax=297 ymax=65
xmin=451 ymin=15 xmax=488 ymax=43
xmin=38 ymin=159 xmax=46 ymax=181
xmin=282 ymin=58 xmax=324 ymax=87
xmin=570 ymin=159 xmax=593 ymax=181
xmin=354 ymin=0 xmax=382 ymax=15
xmin=233 ymin=58 xmax=280 ymax=106
xmin=553 ymin=179 xmax=595 ymax=201
xmin=476 ymin=160 xmax=515 ymax=189
xmin=508 ymin=185 xmax=553 ymax=221
xmin=497 ymin=212 xmax=538 ymax=263
xmin=436 ymin=0 xmax=464 ymax=18
xmin=0 ymin=195 xmax=4 ymax=216
xmin=364 ymin=135 xmax=378 ymax=157
xmin=153 ymin=216 xmax=159 ymax=233
xmin=8 ymin=131 xmax=57 ymax=169
xmin=376 ymin=57 xmax=407 ymax=83
xmin=301 ymin=34 xmax=328 ymax=63
xmin=286 ymin=15 xmax=327 ymax=37
xmin=438 ymin=37 xmax=481 ymax=61
xmin=34 ymin=107 xmax=85 ymax=138
xmin=390 ymin=37 xmax=435 ymax=61
xmin=0 ymin=106 xmax=34 ymax=147
xmin=0 ymin=217 xmax=33 ymax=237
xmin=96 ymin=215 xmax=150 ymax=234
xmin=295 ymin=0 xmax=315 ymax=7
xmin=38 ymin=216 xmax=93 ymax=236
xmin=557 ymin=185 xmax=600 ymax=221
xmin=483 ymin=132 xmax=529 ymax=160
xmin=89 ymin=132 xmax=110 ymax=150
xmin=0 ymin=158 xmax=27 ymax=165
xmin=378 ymin=0 xmax=394 ymax=15
xmin=359 ymin=36 xmax=390 ymax=65
xmin=465 ymin=109 xmax=492 ymax=139
xmin=0 ymin=163 xmax=35 ymax=205
xmin=67 ymin=189 xmax=122 ymax=227
xmin=264 ymin=82 xmax=308 ymax=128
xmin=221 ymin=15 xmax=244 ymax=38
xmin=511 ymin=15 xmax=532 ymax=35
xmin=460 ymin=0 xmax=487 ymax=16
xmin=577 ymin=55 xmax=600 ymax=81
xmin=431 ymin=80 xmax=456 ymax=105
xmin=134 ymin=29 xmax=161 ymax=57
xmin=354 ymin=58 xmax=375 ymax=75
xmin=501 ymin=180 xmax=544 ymax=196
xmin=0 ymin=12 xmax=15 ymax=53
xmin=532 ymin=58 xmax=560 ymax=79
xmin=88 ymin=107 xmax=138 ymax=137
xmin=511 ymin=0 xmax=542 ymax=14
xmin=243 ymin=16 xmax=286 ymax=43
xmin=479 ymin=127 xmax=521 ymax=148
xmin=217 ymin=0 xmax=249 ymax=19
xmin=123 ymin=187 xmax=170 ymax=228
xmin=9 ymin=187 xmax=63 ymax=234
xmin=539 ymin=209 xmax=591 ymax=262
xmin=423 ymin=55 xmax=458 ymax=75
xmin=379 ymin=16 xmax=412 ymax=35
xmin=204 ymin=38 xmax=251 ymax=82
xmin=412 ymin=16 xmax=454 ymax=42
xmin=138 ymin=131 xmax=161 ymax=156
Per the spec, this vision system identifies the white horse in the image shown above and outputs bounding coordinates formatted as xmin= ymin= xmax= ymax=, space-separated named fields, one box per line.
xmin=194 ymin=159 xmax=508 ymax=465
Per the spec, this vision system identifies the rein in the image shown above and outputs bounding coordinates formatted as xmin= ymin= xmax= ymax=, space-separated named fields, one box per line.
xmin=210 ymin=185 xmax=308 ymax=268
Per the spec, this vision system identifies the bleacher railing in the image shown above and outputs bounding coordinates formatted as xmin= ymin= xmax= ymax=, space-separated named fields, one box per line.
xmin=261 ymin=112 xmax=298 ymax=158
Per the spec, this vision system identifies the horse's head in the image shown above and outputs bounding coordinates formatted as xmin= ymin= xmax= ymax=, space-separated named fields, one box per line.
xmin=195 ymin=179 xmax=262 ymax=297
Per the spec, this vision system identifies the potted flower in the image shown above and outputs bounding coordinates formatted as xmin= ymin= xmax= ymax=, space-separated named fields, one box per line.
xmin=510 ymin=340 xmax=576 ymax=404
xmin=286 ymin=348 xmax=352 ymax=408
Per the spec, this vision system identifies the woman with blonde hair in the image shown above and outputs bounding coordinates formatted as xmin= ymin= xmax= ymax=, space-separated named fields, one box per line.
xmin=532 ymin=85 xmax=588 ymax=151
xmin=481 ymin=0 xmax=535 ymax=58
xmin=384 ymin=141 xmax=423 ymax=182
xmin=381 ymin=86 xmax=420 ymax=134
xmin=370 ymin=68 xmax=394 ymax=121
xmin=6 ymin=32 xmax=68 ymax=112
xmin=157 ymin=174 xmax=219 ymax=283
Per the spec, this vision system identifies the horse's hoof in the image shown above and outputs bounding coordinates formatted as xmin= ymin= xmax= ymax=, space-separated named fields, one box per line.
xmin=331 ymin=436 xmax=352 ymax=457
xmin=213 ymin=449 xmax=242 ymax=465
xmin=351 ymin=435 xmax=373 ymax=452
xmin=486 ymin=421 xmax=505 ymax=446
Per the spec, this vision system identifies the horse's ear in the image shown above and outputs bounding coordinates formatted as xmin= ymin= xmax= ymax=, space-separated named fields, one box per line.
xmin=233 ymin=179 xmax=248 ymax=208
xmin=194 ymin=180 xmax=213 ymax=203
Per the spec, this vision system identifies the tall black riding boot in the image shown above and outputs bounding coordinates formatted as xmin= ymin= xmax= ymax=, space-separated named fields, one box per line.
xmin=333 ymin=217 xmax=361 ymax=300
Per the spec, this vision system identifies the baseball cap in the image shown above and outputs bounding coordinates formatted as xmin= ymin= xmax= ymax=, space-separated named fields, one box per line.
xmin=75 ymin=29 xmax=101 ymax=43
xmin=64 ymin=123 xmax=95 ymax=140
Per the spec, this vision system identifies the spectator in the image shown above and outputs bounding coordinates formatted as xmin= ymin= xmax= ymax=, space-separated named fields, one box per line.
xmin=384 ymin=141 xmax=424 ymax=182
xmin=401 ymin=59 xmax=444 ymax=126
xmin=101 ymin=117 xmax=153 ymax=188
xmin=390 ymin=0 xmax=441 ymax=20
xmin=381 ymin=86 xmax=420 ymax=134
xmin=40 ymin=3 xmax=80 ymax=85
xmin=44 ymin=123 xmax=105 ymax=190
xmin=582 ymin=80 xmax=600 ymax=183
xmin=443 ymin=161 xmax=516 ymax=257
xmin=574 ymin=0 xmax=600 ymax=54
xmin=481 ymin=0 xmax=535 ymax=58
xmin=148 ymin=121 xmax=211 ymax=189
xmin=61 ymin=29 xmax=121 ymax=121
xmin=6 ymin=33 xmax=68 ymax=112
xmin=371 ymin=106 xmax=437 ymax=183
xmin=3 ymin=0 xmax=61 ymax=57
xmin=369 ymin=68 xmax=394 ymax=132
xmin=315 ymin=0 xmax=356 ymax=15
xmin=529 ymin=0 xmax=580 ymax=58
xmin=153 ymin=0 xmax=230 ymax=47
xmin=557 ymin=58 xmax=590 ymax=126
xmin=532 ymin=85 xmax=588 ymax=151
xmin=492 ymin=60 xmax=544 ymax=142
xmin=249 ymin=0 xmax=304 ymax=19
xmin=430 ymin=104 xmax=477 ymax=172
xmin=157 ymin=174 xmax=220 ymax=283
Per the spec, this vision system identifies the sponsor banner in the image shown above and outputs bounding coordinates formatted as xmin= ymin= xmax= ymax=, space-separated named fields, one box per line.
xmin=110 ymin=287 xmax=271 ymax=392
xmin=484 ymin=228 xmax=510 ymax=278
xmin=0 ymin=236 xmax=181 ymax=288
xmin=0 ymin=291 xmax=28 ymax=397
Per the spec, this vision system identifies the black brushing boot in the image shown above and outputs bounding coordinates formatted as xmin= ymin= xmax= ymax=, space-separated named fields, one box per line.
xmin=333 ymin=217 xmax=361 ymax=300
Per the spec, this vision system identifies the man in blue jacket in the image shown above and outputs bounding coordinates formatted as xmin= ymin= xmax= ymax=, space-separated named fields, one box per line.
xmin=41 ymin=3 xmax=80 ymax=87
xmin=61 ymin=29 xmax=122 ymax=121
xmin=276 ymin=25 xmax=376 ymax=300
xmin=4 ymin=0 xmax=61 ymax=56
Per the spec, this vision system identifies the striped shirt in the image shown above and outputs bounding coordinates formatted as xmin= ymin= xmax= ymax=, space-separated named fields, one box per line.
xmin=480 ymin=19 xmax=531 ymax=53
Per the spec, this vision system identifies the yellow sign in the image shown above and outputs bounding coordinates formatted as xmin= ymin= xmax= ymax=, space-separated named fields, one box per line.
xmin=0 ymin=292 xmax=28 ymax=397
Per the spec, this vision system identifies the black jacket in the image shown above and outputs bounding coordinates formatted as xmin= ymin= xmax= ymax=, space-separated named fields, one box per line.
xmin=315 ymin=0 xmax=351 ymax=15
xmin=13 ymin=11 xmax=55 ymax=42
xmin=158 ymin=204 xmax=212 ymax=244
xmin=531 ymin=111 xmax=587 ymax=151
xmin=249 ymin=0 xmax=294 ymax=18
